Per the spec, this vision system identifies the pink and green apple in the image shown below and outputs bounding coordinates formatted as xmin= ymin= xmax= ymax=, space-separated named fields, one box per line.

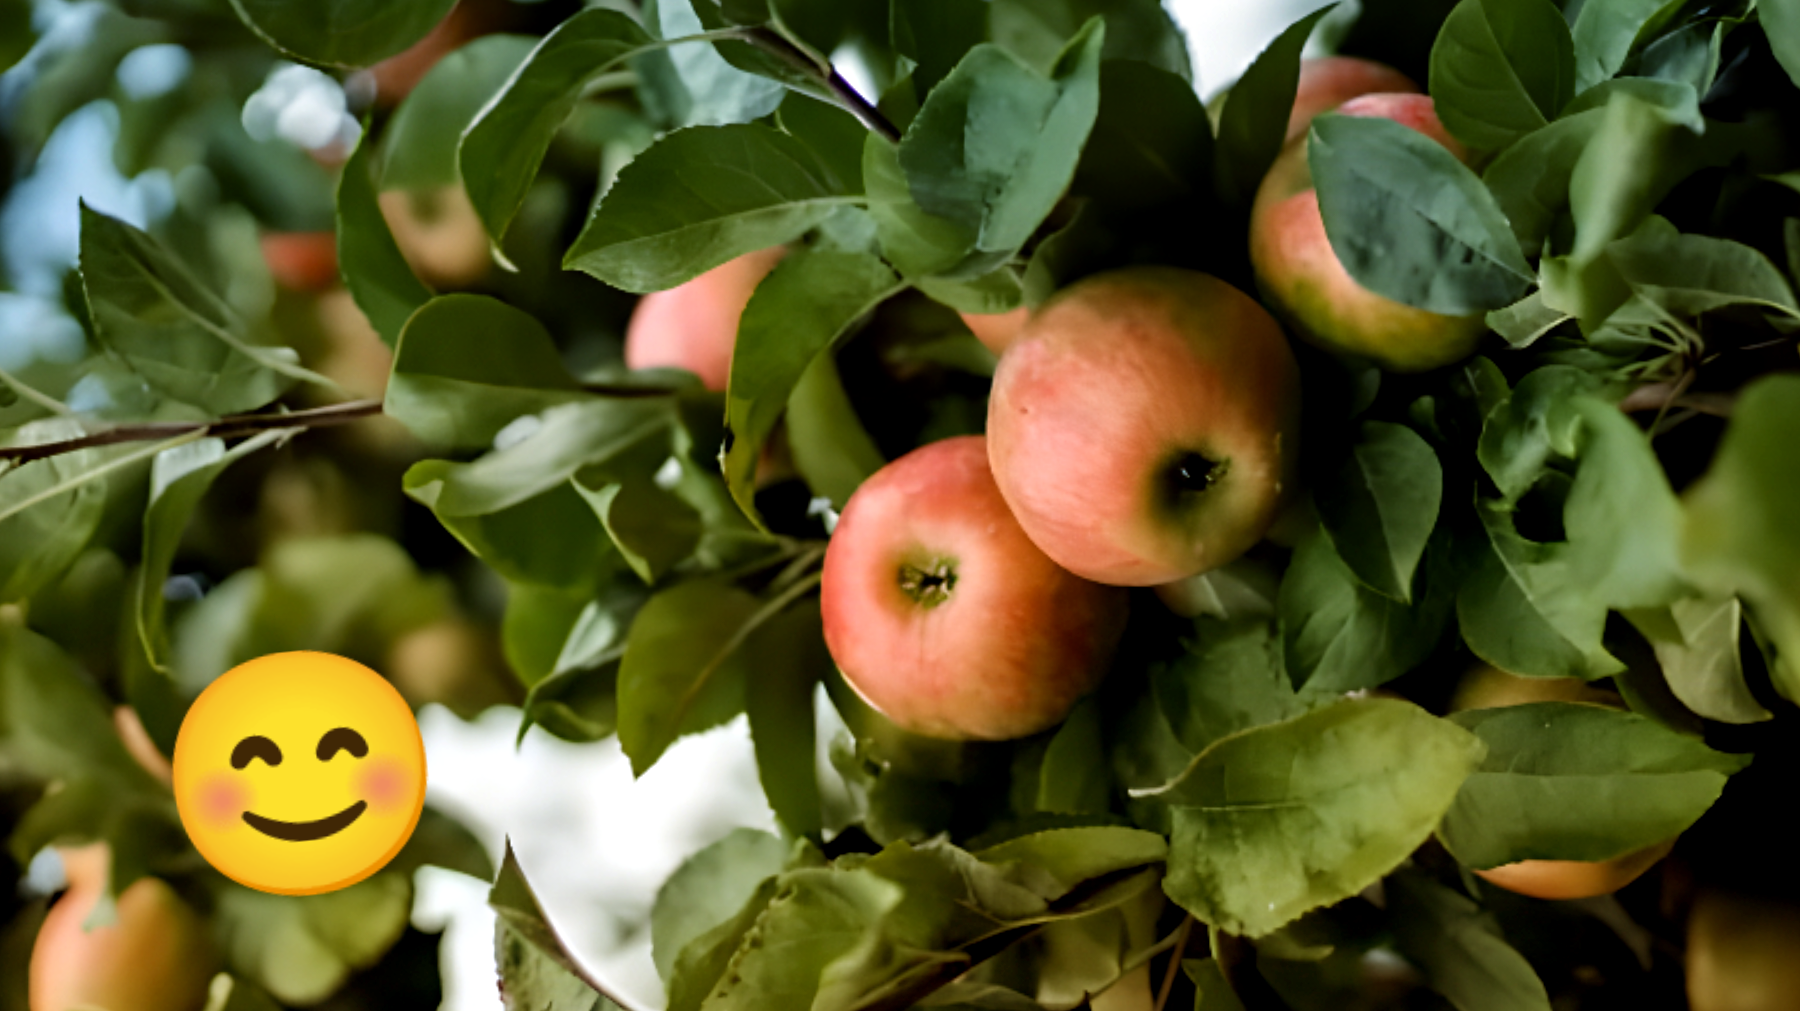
xmin=624 ymin=246 xmax=785 ymax=392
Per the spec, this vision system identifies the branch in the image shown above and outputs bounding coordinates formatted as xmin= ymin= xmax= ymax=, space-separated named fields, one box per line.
xmin=737 ymin=26 xmax=903 ymax=144
xmin=1618 ymin=381 xmax=1736 ymax=419
xmin=0 ymin=399 xmax=385 ymax=465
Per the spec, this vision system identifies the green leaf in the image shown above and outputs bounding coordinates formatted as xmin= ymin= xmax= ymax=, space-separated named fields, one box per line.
xmin=1428 ymin=0 xmax=1576 ymax=150
xmin=0 ymin=0 xmax=33 ymax=75
xmin=1486 ymin=291 xmax=1570 ymax=348
xmin=1153 ymin=698 xmax=1483 ymax=938
xmin=228 ymin=0 xmax=457 ymax=67
xmin=667 ymin=874 xmax=784 ymax=1011
xmin=1386 ymin=872 xmax=1552 ymax=1011
xmin=565 ymin=123 xmax=855 ymax=292
xmin=1317 ymin=421 xmax=1442 ymax=602
xmin=744 ymin=598 xmax=831 ymax=836
xmin=1036 ymin=697 xmax=1111 ymax=814
xmin=1439 ymin=702 xmax=1747 ymax=867
xmin=1475 ymin=365 xmax=1601 ymax=504
xmin=864 ymin=132 xmax=981 ymax=278
xmin=974 ymin=826 xmax=1168 ymax=895
xmin=1075 ymin=59 xmax=1213 ymax=212
xmin=1482 ymin=108 xmax=1607 ymax=254
xmin=650 ymin=0 xmax=787 ymax=128
xmin=988 ymin=0 xmax=1192 ymax=83
xmin=1682 ymin=375 xmax=1800 ymax=703
xmin=890 ymin=0 xmax=987 ymax=99
xmin=1151 ymin=619 xmax=1306 ymax=755
xmin=1628 ymin=596 xmax=1772 ymax=724
xmin=134 ymin=431 xmax=289 ymax=749
xmin=1458 ymin=498 xmax=1623 ymax=680
xmin=337 ymin=127 xmax=433 ymax=350
xmin=1637 ymin=18 xmax=1724 ymax=93
xmin=216 ymin=874 xmax=413 ymax=1005
xmin=460 ymin=8 xmax=657 ymax=247
xmin=616 ymin=579 xmax=762 ymax=775
xmin=573 ymin=477 xmax=705 ymax=585
xmin=380 ymin=35 xmax=537 ymax=192
xmin=1279 ymin=527 xmax=1453 ymax=693
xmin=0 ymin=423 xmax=111 ymax=605
xmin=79 ymin=204 xmax=305 ymax=414
xmin=389 ymin=805 xmax=496 ymax=883
xmin=775 ymin=93 xmax=868 ymax=193
xmin=1212 ymin=5 xmax=1336 ymax=207
xmin=1310 ymin=114 xmax=1532 ymax=314
xmin=897 ymin=19 xmax=1105 ymax=258
xmin=0 ymin=621 xmax=163 ymax=792
xmin=386 ymin=295 xmax=587 ymax=451
xmin=1561 ymin=399 xmax=1687 ymax=611
xmin=785 ymin=351 xmax=885 ymax=509
xmin=492 ymin=844 xmax=623 ymax=1010
xmin=1604 ymin=226 xmax=1800 ymax=319
xmin=1570 ymin=0 xmax=1685 ymax=92
xmin=1765 ymin=0 xmax=1800 ymax=90
xmin=408 ymin=469 xmax=616 ymax=589
xmin=721 ymin=248 xmax=903 ymax=523
xmin=652 ymin=828 xmax=790 ymax=984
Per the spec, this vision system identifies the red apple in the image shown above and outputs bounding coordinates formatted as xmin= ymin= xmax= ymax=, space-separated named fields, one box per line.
xmin=624 ymin=246 xmax=786 ymax=392
xmin=1287 ymin=56 xmax=1419 ymax=143
xmin=259 ymin=231 xmax=340 ymax=292
xmin=1250 ymin=93 xmax=1486 ymax=373
xmin=820 ymin=435 xmax=1128 ymax=741
xmin=985 ymin=267 xmax=1302 ymax=587
xmin=29 ymin=845 xmax=218 ymax=1011
xmin=959 ymin=307 xmax=1031 ymax=356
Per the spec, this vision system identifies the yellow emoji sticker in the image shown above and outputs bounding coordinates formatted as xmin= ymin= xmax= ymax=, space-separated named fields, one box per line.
xmin=173 ymin=651 xmax=426 ymax=896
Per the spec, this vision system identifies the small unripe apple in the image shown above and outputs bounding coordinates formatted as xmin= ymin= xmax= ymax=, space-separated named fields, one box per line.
xmin=1451 ymin=664 xmax=1674 ymax=900
xmin=1250 ymin=93 xmax=1486 ymax=373
xmin=1286 ymin=57 xmax=1419 ymax=143
xmin=820 ymin=435 xmax=1128 ymax=741
xmin=29 ymin=845 xmax=218 ymax=1011
xmin=378 ymin=185 xmax=492 ymax=288
xmin=959 ymin=307 xmax=1031 ymax=356
xmin=986 ymin=267 xmax=1301 ymax=586
xmin=624 ymin=247 xmax=785 ymax=392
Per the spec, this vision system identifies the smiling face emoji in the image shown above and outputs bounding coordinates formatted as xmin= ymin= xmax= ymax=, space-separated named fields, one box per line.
xmin=173 ymin=652 xmax=426 ymax=896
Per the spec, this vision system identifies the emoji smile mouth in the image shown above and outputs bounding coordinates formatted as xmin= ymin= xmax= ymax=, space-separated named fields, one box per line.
xmin=242 ymin=801 xmax=367 ymax=841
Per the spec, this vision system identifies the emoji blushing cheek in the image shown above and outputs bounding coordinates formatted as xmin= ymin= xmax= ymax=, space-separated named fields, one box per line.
xmin=358 ymin=758 xmax=410 ymax=812
xmin=199 ymin=775 xmax=250 ymax=827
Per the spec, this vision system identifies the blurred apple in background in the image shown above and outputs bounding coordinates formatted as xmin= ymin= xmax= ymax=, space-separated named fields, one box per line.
xmin=1286 ymin=56 xmax=1418 ymax=141
xmin=624 ymin=247 xmax=786 ymax=392
xmin=821 ymin=435 xmax=1128 ymax=741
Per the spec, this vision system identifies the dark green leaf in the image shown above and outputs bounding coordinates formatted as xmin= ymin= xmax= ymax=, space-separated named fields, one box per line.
xmin=216 ymin=874 xmax=413 ymax=1005
xmin=652 ymin=828 xmax=789 ymax=983
xmin=1036 ymin=697 xmax=1111 ymax=814
xmin=380 ymin=35 xmax=537 ymax=192
xmin=1213 ymin=5 xmax=1336 ymax=207
xmin=491 ymin=845 xmax=623 ymax=1010
xmin=1605 ymin=226 xmax=1800 ymax=318
xmin=1386 ymin=872 xmax=1552 ymax=1011
xmin=574 ymin=476 xmax=705 ymax=586
xmin=1637 ymin=18 xmax=1724 ymax=93
xmin=460 ymin=9 xmax=657 ymax=247
xmin=1152 ymin=619 xmax=1306 ymax=754
xmin=0 ymin=422 xmax=112 ymax=605
xmin=1561 ymin=399 xmax=1687 ymax=611
xmin=1682 ymin=375 xmax=1800 ymax=703
xmin=408 ymin=472 xmax=616 ymax=589
xmin=1440 ymin=702 xmax=1747 ymax=867
xmin=890 ymin=0 xmax=987 ymax=99
xmin=1279 ymin=527 xmax=1453 ymax=692
xmin=521 ymin=660 xmax=621 ymax=744
xmin=1766 ymin=0 xmax=1800 ymax=90
xmin=721 ymin=248 xmax=903 ymax=523
xmin=565 ymin=123 xmax=854 ymax=292
xmin=386 ymin=294 xmax=588 ymax=451
xmin=775 ymin=93 xmax=868 ymax=192
xmin=1318 ymin=421 xmax=1442 ymax=602
xmin=989 ymin=0 xmax=1191 ymax=82
xmin=1310 ymin=114 xmax=1532 ymax=314
xmin=1075 ymin=59 xmax=1214 ymax=212
xmin=1429 ymin=0 xmax=1576 ymax=150
xmin=864 ymin=133 xmax=981 ymax=277
xmin=667 ymin=874 xmax=783 ymax=1011
xmin=616 ymin=579 xmax=762 ymax=775
xmin=744 ymin=599 xmax=831 ymax=835
xmin=1475 ymin=365 xmax=1601 ymax=503
xmin=1486 ymin=292 xmax=1571 ymax=348
xmin=79 ymin=204 xmax=305 ymax=414
xmin=898 ymin=20 xmax=1105 ymax=258
xmin=0 ymin=0 xmax=33 ymax=75
xmin=0 ymin=622 xmax=163 ymax=792
xmin=785 ymin=351 xmax=885 ymax=509
xmin=228 ymin=0 xmax=457 ymax=68
xmin=390 ymin=805 xmax=496 ymax=882
xmin=1627 ymin=596 xmax=1772 ymax=724
xmin=1570 ymin=0 xmax=1687 ymax=92
xmin=649 ymin=0 xmax=787 ymax=127
xmin=1154 ymin=698 xmax=1483 ymax=938
xmin=338 ymin=128 xmax=433 ymax=350
xmin=1482 ymin=108 xmax=1607 ymax=254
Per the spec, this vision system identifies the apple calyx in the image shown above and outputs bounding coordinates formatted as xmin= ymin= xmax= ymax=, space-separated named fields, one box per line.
xmin=898 ymin=557 xmax=959 ymax=607
xmin=1167 ymin=451 xmax=1230 ymax=499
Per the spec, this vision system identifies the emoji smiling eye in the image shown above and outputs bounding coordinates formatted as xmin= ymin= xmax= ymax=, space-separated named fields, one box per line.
xmin=231 ymin=735 xmax=282 ymax=769
xmin=316 ymin=727 xmax=368 ymax=762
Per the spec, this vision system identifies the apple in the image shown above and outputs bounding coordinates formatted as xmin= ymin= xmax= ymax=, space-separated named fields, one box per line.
xmin=379 ymin=185 xmax=493 ymax=288
xmin=819 ymin=435 xmax=1128 ymax=741
xmin=1250 ymin=93 xmax=1487 ymax=374
xmin=624 ymin=246 xmax=786 ymax=393
xmin=1286 ymin=57 xmax=1419 ymax=143
xmin=1687 ymin=889 xmax=1800 ymax=1011
xmin=959 ymin=307 xmax=1031 ymax=356
xmin=1450 ymin=664 xmax=1675 ymax=901
xmin=29 ymin=845 xmax=218 ymax=1011
xmin=985 ymin=267 xmax=1302 ymax=587
xmin=259 ymin=231 xmax=340 ymax=292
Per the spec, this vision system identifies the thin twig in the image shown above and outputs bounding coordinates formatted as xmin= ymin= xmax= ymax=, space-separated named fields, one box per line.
xmin=0 ymin=399 xmax=384 ymax=465
xmin=1152 ymin=914 xmax=1196 ymax=1011
xmin=1617 ymin=380 xmax=1735 ymax=419
xmin=736 ymin=26 xmax=903 ymax=144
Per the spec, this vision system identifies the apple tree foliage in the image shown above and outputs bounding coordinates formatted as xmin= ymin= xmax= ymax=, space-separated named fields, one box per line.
xmin=2 ymin=0 xmax=1800 ymax=1007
